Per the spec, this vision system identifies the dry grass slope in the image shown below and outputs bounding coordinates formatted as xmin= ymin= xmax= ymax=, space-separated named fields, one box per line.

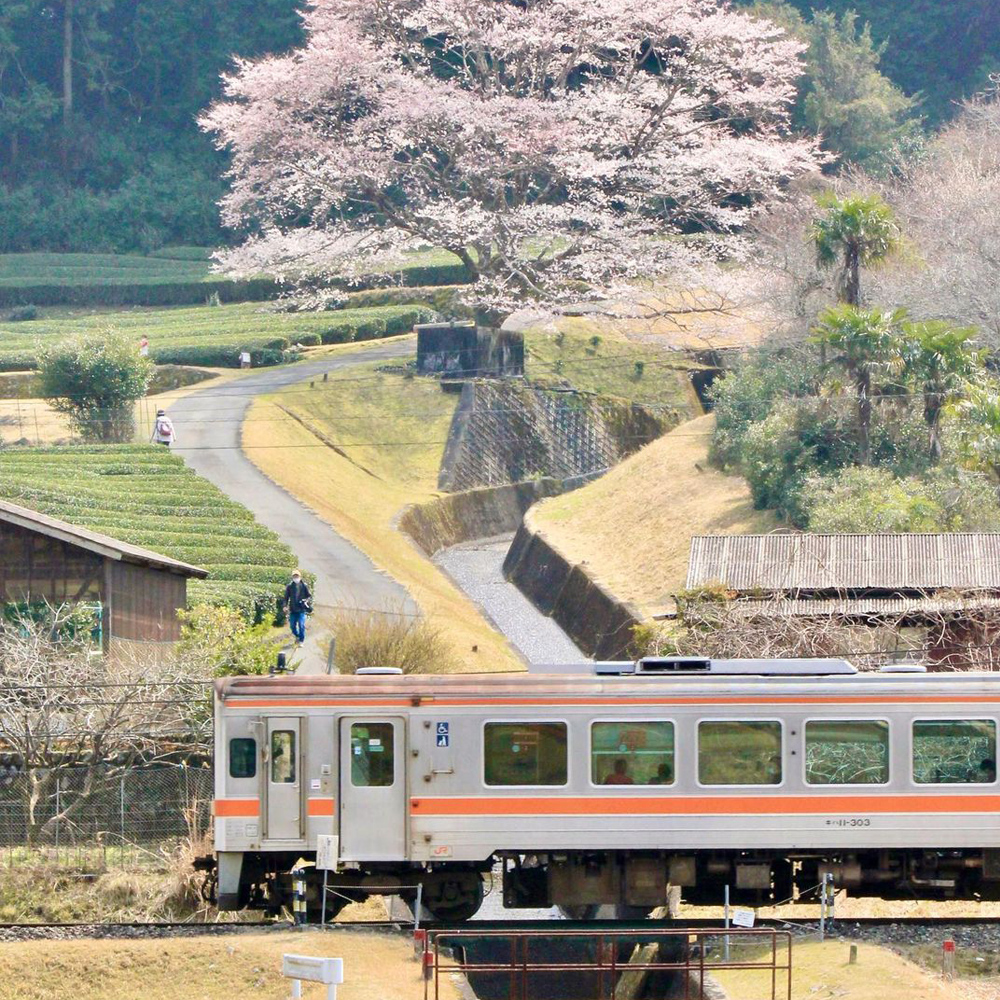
xmin=529 ymin=413 xmax=777 ymax=614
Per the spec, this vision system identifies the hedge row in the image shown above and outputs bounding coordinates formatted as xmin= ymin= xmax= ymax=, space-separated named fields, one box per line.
xmin=0 ymin=276 xmax=281 ymax=309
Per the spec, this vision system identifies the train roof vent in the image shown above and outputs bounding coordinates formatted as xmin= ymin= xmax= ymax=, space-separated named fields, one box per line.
xmin=879 ymin=663 xmax=927 ymax=673
xmin=355 ymin=667 xmax=404 ymax=675
xmin=635 ymin=657 xmax=857 ymax=676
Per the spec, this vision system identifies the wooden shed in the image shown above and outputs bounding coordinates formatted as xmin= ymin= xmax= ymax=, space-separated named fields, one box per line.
xmin=0 ymin=499 xmax=207 ymax=648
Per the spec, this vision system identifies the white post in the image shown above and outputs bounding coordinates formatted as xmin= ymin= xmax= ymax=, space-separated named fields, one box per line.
xmin=723 ymin=884 xmax=730 ymax=962
xmin=819 ymin=875 xmax=827 ymax=941
xmin=415 ymin=883 xmax=423 ymax=932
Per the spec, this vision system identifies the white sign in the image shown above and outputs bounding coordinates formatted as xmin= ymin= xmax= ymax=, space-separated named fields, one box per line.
xmin=283 ymin=955 xmax=343 ymax=984
xmin=316 ymin=834 xmax=339 ymax=871
xmin=731 ymin=908 xmax=756 ymax=928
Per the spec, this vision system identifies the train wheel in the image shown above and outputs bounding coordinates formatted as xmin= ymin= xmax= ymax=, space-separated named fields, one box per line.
xmin=421 ymin=872 xmax=485 ymax=922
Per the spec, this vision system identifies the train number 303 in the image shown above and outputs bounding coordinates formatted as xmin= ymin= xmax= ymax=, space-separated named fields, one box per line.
xmin=825 ymin=818 xmax=872 ymax=827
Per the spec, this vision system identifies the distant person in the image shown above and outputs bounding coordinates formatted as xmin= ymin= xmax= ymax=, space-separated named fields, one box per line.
xmin=981 ymin=758 xmax=996 ymax=782
xmin=283 ymin=570 xmax=312 ymax=646
xmin=603 ymin=758 xmax=634 ymax=785
xmin=151 ymin=409 xmax=176 ymax=447
xmin=139 ymin=335 xmax=149 ymax=357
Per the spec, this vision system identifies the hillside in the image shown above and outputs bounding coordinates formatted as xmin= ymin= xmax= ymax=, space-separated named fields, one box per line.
xmin=528 ymin=414 xmax=777 ymax=614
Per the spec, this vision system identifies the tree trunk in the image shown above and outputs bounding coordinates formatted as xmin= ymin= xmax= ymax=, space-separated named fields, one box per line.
xmin=63 ymin=0 xmax=74 ymax=124
xmin=844 ymin=244 xmax=860 ymax=307
xmin=925 ymin=391 xmax=943 ymax=461
xmin=857 ymin=368 xmax=871 ymax=465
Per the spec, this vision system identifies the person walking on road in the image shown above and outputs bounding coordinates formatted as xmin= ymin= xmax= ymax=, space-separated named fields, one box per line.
xmin=284 ymin=570 xmax=312 ymax=646
xmin=151 ymin=409 xmax=177 ymax=447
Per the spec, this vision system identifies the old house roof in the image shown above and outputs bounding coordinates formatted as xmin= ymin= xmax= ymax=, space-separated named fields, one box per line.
xmin=0 ymin=498 xmax=208 ymax=578
xmin=686 ymin=533 xmax=1000 ymax=593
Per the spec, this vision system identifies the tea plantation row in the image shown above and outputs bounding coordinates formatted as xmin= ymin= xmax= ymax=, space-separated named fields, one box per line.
xmin=0 ymin=301 xmax=436 ymax=370
xmin=0 ymin=445 xmax=298 ymax=621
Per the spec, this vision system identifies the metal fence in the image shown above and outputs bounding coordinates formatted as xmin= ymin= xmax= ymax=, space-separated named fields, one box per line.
xmin=0 ymin=765 xmax=213 ymax=869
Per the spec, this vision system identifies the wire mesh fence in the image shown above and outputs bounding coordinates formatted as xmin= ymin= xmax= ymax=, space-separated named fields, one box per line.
xmin=0 ymin=764 xmax=213 ymax=870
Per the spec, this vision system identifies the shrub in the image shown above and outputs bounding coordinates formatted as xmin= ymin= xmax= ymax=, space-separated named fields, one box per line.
xmin=38 ymin=329 xmax=153 ymax=442
xmin=7 ymin=305 xmax=38 ymax=321
xmin=331 ymin=605 xmax=457 ymax=674
xmin=177 ymin=604 xmax=280 ymax=677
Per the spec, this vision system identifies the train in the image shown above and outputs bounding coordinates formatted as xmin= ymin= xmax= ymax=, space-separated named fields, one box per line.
xmin=207 ymin=657 xmax=1000 ymax=920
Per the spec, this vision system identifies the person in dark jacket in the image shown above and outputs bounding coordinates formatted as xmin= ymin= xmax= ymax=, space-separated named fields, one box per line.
xmin=283 ymin=570 xmax=312 ymax=645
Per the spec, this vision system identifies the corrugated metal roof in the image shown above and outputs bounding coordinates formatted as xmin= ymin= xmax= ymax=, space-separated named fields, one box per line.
xmin=0 ymin=498 xmax=208 ymax=578
xmin=686 ymin=534 xmax=1000 ymax=592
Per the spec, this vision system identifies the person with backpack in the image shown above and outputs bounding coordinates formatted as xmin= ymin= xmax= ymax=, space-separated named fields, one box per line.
xmin=283 ymin=570 xmax=312 ymax=646
xmin=151 ymin=409 xmax=177 ymax=447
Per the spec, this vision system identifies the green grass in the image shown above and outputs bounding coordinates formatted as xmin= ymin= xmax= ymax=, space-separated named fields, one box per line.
xmin=0 ymin=445 xmax=298 ymax=620
xmin=524 ymin=317 xmax=702 ymax=413
xmin=0 ymin=301 xmax=435 ymax=369
xmin=0 ymin=252 xmax=213 ymax=288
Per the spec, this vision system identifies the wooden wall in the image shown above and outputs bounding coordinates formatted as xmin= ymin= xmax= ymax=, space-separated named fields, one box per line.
xmin=108 ymin=560 xmax=187 ymax=643
xmin=0 ymin=521 xmax=104 ymax=604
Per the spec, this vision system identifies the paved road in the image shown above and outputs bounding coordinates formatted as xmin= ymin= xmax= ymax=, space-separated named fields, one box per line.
xmin=435 ymin=535 xmax=588 ymax=664
xmin=170 ymin=342 xmax=418 ymax=670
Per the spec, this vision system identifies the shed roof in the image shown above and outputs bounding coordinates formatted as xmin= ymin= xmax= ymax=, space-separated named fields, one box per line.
xmin=686 ymin=533 xmax=1000 ymax=593
xmin=0 ymin=498 xmax=208 ymax=578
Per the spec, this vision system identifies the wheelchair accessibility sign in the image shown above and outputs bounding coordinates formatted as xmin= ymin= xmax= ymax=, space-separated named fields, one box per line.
xmin=436 ymin=722 xmax=450 ymax=747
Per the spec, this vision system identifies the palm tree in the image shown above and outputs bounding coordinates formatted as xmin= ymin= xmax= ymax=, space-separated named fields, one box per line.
xmin=812 ymin=304 xmax=906 ymax=465
xmin=950 ymin=386 xmax=1000 ymax=482
xmin=901 ymin=320 xmax=981 ymax=461
xmin=811 ymin=193 xmax=901 ymax=306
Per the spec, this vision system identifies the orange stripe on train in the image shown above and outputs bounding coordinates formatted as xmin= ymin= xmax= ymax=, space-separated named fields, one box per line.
xmin=214 ymin=798 xmax=260 ymax=817
xmin=409 ymin=795 xmax=1000 ymax=816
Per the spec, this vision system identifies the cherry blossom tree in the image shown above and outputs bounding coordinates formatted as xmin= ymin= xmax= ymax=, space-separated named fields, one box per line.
xmin=201 ymin=0 xmax=818 ymax=322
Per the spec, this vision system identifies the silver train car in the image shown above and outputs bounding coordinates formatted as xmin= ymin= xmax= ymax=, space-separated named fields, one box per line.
xmin=209 ymin=658 xmax=1000 ymax=920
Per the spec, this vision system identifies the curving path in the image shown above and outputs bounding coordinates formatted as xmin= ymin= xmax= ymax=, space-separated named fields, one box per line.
xmin=169 ymin=338 xmax=585 ymax=670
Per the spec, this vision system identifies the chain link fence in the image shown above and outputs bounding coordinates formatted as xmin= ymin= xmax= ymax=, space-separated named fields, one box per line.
xmin=0 ymin=765 xmax=213 ymax=870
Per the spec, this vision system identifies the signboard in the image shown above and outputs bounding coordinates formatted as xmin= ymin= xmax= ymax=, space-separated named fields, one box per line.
xmin=731 ymin=908 xmax=756 ymax=928
xmin=316 ymin=834 xmax=339 ymax=871
xmin=282 ymin=955 xmax=344 ymax=985
xmin=436 ymin=722 xmax=450 ymax=747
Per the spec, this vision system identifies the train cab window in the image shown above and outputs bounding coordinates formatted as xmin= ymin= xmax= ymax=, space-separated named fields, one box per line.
xmin=270 ymin=731 xmax=296 ymax=784
xmin=698 ymin=721 xmax=782 ymax=785
xmin=805 ymin=721 xmax=889 ymax=785
xmin=229 ymin=738 xmax=256 ymax=779
xmin=591 ymin=722 xmax=674 ymax=786
xmin=350 ymin=723 xmax=395 ymax=787
xmin=913 ymin=720 xmax=997 ymax=784
xmin=484 ymin=723 xmax=567 ymax=786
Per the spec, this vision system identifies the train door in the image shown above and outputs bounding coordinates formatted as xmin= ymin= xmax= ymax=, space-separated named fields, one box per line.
xmin=339 ymin=717 xmax=406 ymax=860
xmin=265 ymin=717 xmax=302 ymax=841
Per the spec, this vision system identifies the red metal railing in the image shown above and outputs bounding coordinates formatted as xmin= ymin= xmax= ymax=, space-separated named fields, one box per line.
xmin=424 ymin=926 xmax=792 ymax=1000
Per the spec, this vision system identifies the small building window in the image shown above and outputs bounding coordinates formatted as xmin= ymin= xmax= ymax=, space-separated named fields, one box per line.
xmin=485 ymin=723 xmax=567 ymax=786
xmin=913 ymin=720 xmax=997 ymax=784
xmin=270 ymin=731 xmax=296 ymax=784
xmin=805 ymin=721 xmax=889 ymax=785
xmin=698 ymin=721 xmax=782 ymax=785
xmin=591 ymin=722 xmax=674 ymax=786
xmin=351 ymin=723 xmax=395 ymax=787
xmin=229 ymin=737 xmax=256 ymax=779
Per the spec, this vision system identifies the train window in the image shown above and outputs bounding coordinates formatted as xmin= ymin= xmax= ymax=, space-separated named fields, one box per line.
xmin=591 ymin=722 xmax=674 ymax=785
xmin=805 ymin=721 xmax=889 ymax=785
xmin=270 ymin=731 xmax=296 ymax=784
xmin=229 ymin=738 xmax=256 ymax=779
xmin=698 ymin=721 xmax=782 ymax=785
xmin=484 ymin=723 xmax=567 ymax=786
xmin=913 ymin=720 xmax=997 ymax=784
xmin=350 ymin=723 xmax=395 ymax=787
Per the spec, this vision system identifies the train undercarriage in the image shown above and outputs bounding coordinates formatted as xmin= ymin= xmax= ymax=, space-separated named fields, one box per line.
xmin=203 ymin=846 xmax=1000 ymax=922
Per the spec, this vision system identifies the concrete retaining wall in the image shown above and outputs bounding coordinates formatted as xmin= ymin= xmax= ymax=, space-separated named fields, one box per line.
xmin=399 ymin=479 xmax=565 ymax=556
xmin=502 ymin=519 xmax=642 ymax=660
